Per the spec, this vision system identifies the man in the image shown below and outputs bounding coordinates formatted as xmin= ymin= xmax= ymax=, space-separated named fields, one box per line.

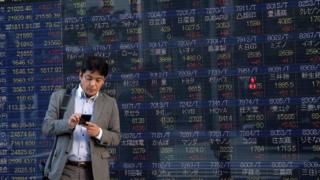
xmin=42 ymin=56 xmax=121 ymax=180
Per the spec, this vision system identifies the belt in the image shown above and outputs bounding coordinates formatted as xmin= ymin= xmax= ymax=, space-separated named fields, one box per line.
xmin=67 ymin=160 xmax=91 ymax=168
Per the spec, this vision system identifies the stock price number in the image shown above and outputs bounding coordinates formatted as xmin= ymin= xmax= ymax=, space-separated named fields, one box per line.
xmin=244 ymin=114 xmax=265 ymax=129
xmin=14 ymin=167 xmax=35 ymax=173
xmin=40 ymin=67 xmax=62 ymax=73
xmin=44 ymin=39 xmax=62 ymax=46
xmin=12 ymin=59 xmax=33 ymax=66
xmin=16 ymin=49 xmax=33 ymax=58
xmin=12 ymin=68 xmax=34 ymax=75
xmin=277 ymin=17 xmax=294 ymax=32
xmin=8 ymin=14 xmax=32 ymax=21
xmin=11 ymin=86 xmax=34 ymax=93
xmin=159 ymin=85 xmax=175 ymax=101
xmin=9 ymin=157 xmax=36 ymax=164
xmin=311 ymin=112 xmax=320 ymax=122
xmin=274 ymin=81 xmax=295 ymax=89
xmin=11 ymin=140 xmax=35 ymax=147
xmin=159 ymin=116 xmax=175 ymax=130
xmin=10 ymin=149 xmax=35 ymax=156
xmin=276 ymin=145 xmax=297 ymax=153
xmin=16 ymin=32 xmax=33 ymax=39
xmin=216 ymin=51 xmax=232 ymax=67
xmin=15 ymin=41 xmax=33 ymax=48
xmin=131 ymin=118 xmax=145 ymax=132
xmin=217 ymin=82 xmax=234 ymax=99
xmin=40 ymin=85 xmax=63 ymax=92
xmin=9 ymin=131 xmax=35 ymax=138
xmin=182 ymin=23 xmax=202 ymax=38
xmin=130 ymin=87 xmax=145 ymax=102
xmin=187 ymin=84 xmax=202 ymax=100
xmin=8 ymin=103 xmax=35 ymax=111
xmin=12 ymin=77 xmax=34 ymax=84
xmin=159 ymin=150 xmax=175 ymax=161
xmin=132 ymin=147 xmax=146 ymax=161
xmin=312 ymin=79 xmax=320 ymax=91
xmin=11 ymin=177 xmax=37 ymax=180
xmin=15 ymin=95 xmax=34 ymax=101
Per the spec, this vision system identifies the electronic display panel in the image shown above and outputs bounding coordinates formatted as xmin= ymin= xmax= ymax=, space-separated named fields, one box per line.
xmin=0 ymin=0 xmax=63 ymax=178
xmin=1 ymin=0 xmax=320 ymax=179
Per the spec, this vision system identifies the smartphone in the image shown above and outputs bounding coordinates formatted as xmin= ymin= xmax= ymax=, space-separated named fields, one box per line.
xmin=79 ymin=114 xmax=91 ymax=125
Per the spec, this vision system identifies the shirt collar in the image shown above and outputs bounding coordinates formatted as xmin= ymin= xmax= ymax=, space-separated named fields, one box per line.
xmin=76 ymin=84 xmax=99 ymax=101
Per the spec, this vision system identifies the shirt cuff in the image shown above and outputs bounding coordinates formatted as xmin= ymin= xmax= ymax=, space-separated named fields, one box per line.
xmin=95 ymin=128 xmax=103 ymax=140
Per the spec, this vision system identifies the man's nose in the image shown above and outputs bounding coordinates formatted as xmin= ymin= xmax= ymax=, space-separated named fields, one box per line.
xmin=89 ymin=80 xmax=97 ymax=86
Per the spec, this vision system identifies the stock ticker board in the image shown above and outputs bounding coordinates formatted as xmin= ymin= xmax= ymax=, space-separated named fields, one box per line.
xmin=0 ymin=0 xmax=320 ymax=179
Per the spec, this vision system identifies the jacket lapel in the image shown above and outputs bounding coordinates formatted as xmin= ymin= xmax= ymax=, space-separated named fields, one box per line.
xmin=64 ymin=88 xmax=76 ymax=119
xmin=91 ymin=94 xmax=105 ymax=124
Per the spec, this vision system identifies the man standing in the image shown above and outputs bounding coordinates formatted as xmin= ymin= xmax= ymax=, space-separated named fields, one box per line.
xmin=42 ymin=56 xmax=121 ymax=180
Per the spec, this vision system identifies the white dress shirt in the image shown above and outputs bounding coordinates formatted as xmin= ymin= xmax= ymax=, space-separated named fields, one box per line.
xmin=67 ymin=85 xmax=98 ymax=162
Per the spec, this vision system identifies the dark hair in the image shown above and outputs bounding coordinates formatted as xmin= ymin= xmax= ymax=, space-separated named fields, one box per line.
xmin=80 ymin=56 xmax=109 ymax=77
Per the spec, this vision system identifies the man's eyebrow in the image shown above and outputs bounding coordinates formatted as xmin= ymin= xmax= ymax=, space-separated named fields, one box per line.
xmin=86 ymin=74 xmax=104 ymax=78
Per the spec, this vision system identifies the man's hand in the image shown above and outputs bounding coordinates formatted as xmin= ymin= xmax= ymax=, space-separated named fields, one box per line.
xmin=85 ymin=122 xmax=101 ymax=137
xmin=68 ymin=113 xmax=81 ymax=129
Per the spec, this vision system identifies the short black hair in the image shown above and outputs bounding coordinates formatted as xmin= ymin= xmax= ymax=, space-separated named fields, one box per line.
xmin=80 ymin=56 xmax=109 ymax=77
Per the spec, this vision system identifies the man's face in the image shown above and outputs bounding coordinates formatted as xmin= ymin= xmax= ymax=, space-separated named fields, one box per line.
xmin=79 ymin=70 xmax=106 ymax=97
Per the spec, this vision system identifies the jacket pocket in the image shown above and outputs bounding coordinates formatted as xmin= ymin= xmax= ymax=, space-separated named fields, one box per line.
xmin=101 ymin=151 xmax=110 ymax=159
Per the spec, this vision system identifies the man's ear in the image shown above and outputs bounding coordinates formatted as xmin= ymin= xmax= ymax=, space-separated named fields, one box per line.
xmin=79 ymin=72 xmax=83 ymax=80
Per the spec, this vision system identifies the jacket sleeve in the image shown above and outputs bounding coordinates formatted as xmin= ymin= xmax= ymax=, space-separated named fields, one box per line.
xmin=42 ymin=90 xmax=73 ymax=136
xmin=100 ymin=98 xmax=121 ymax=146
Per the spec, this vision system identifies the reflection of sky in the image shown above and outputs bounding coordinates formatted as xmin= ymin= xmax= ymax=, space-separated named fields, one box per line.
xmin=87 ymin=0 xmax=130 ymax=13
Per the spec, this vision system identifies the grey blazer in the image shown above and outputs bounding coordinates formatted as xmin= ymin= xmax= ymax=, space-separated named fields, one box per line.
xmin=42 ymin=88 xmax=121 ymax=180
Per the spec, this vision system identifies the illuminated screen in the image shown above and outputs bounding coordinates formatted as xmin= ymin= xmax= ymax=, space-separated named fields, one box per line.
xmin=1 ymin=0 xmax=320 ymax=179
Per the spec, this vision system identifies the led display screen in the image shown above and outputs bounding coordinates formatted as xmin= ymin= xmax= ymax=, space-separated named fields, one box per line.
xmin=0 ymin=0 xmax=320 ymax=179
